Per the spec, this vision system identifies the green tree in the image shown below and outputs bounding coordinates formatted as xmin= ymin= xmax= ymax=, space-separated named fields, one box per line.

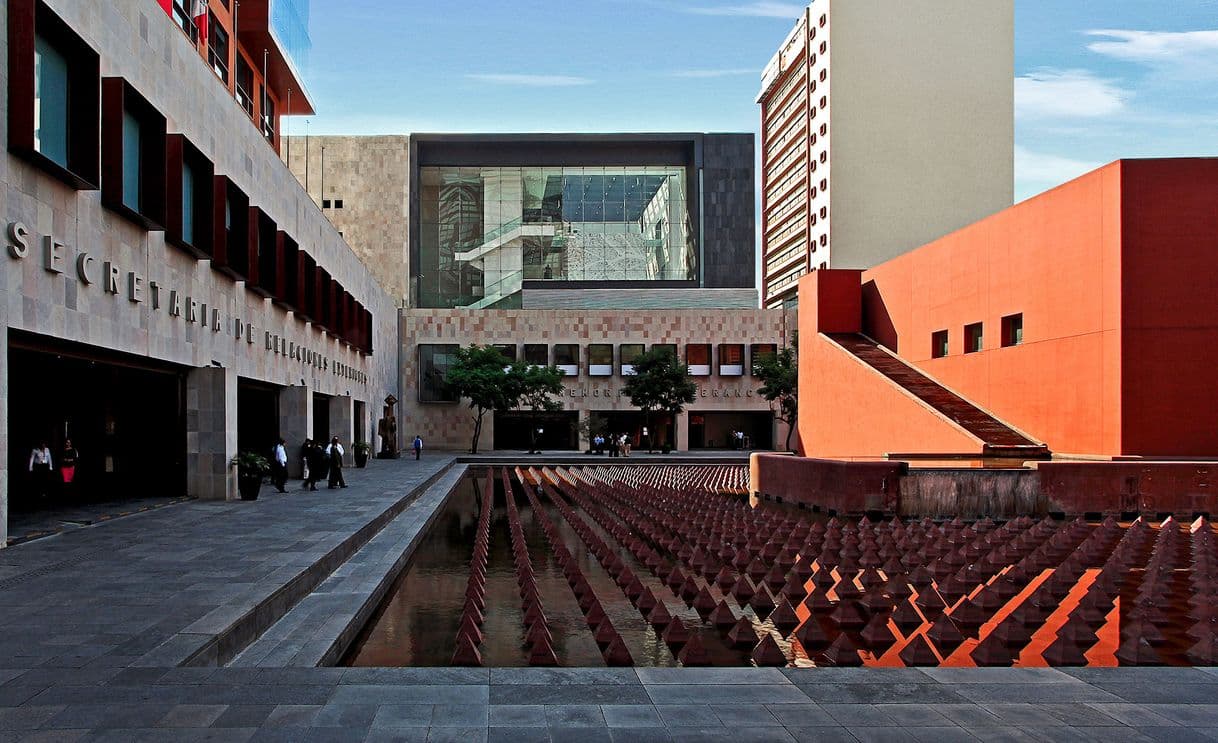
xmin=509 ymin=361 xmax=566 ymax=454
xmin=753 ymin=339 xmax=798 ymax=452
xmin=622 ymin=347 xmax=697 ymax=453
xmin=445 ymin=345 xmax=519 ymax=454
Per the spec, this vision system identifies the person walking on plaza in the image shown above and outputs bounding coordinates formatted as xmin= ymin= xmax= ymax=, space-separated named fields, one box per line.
xmin=59 ymin=439 xmax=79 ymax=497
xmin=412 ymin=435 xmax=423 ymax=460
xmin=621 ymin=433 xmax=631 ymax=458
xmin=28 ymin=441 xmax=52 ymax=498
xmin=326 ymin=437 xmax=347 ymax=489
xmin=300 ymin=439 xmax=312 ymax=489
xmin=271 ymin=438 xmax=288 ymax=493
xmin=304 ymin=440 xmax=326 ymax=491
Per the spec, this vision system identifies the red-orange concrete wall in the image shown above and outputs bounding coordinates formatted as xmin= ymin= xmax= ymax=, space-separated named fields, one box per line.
xmin=1119 ymin=160 xmax=1218 ymax=456
xmin=797 ymin=272 xmax=984 ymax=458
xmin=851 ymin=163 xmax=1126 ymax=456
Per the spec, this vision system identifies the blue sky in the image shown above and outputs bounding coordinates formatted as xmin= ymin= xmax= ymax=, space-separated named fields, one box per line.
xmin=296 ymin=0 xmax=1218 ymax=202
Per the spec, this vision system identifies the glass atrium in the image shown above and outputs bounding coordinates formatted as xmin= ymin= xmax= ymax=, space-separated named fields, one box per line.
xmin=417 ymin=166 xmax=695 ymax=308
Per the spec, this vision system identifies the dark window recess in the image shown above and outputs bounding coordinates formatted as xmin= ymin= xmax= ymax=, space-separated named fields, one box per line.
xmin=277 ymin=231 xmax=300 ymax=310
xmin=315 ymin=268 xmax=333 ymax=332
xmin=686 ymin=343 xmax=711 ymax=375
xmin=101 ymin=77 xmax=166 ymax=229
xmin=165 ymin=134 xmax=214 ymax=258
xmin=211 ymin=176 xmax=250 ymax=280
xmin=207 ymin=12 xmax=229 ymax=83
xmin=588 ymin=344 xmax=613 ymax=376
xmin=492 ymin=344 xmax=517 ymax=363
xmin=419 ymin=345 xmax=460 ymax=403
xmin=333 ymin=199 xmax=344 ymax=209
xmin=750 ymin=343 xmax=777 ymax=375
xmin=524 ymin=344 xmax=548 ymax=366
xmin=718 ymin=344 xmax=745 ymax=375
xmin=1002 ymin=313 xmax=1024 ymax=347
xmin=261 ymin=93 xmax=275 ymax=143
xmin=235 ymin=54 xmax=254 ymax=117
xmin=931 ymin=330 xmax=949 ymax=359
xmin=964 ymin=322 xmax=984 ymax=354
xmin=651 ymin=343 xmax=678 ymax=360
xmin=619 ymin=343 xmax=644 ymax=374
xmin=322 ymin=199 xmax=331 ymax=209
xmin=554 ymin=344 xmax=579 ymax=370
xmin=8 ymin=0 xmax=101 ymax=189
xmin=248 ymin=207 xmax=278 ymax=298
xmin=298 ymin=252 xmax=317 ymax=321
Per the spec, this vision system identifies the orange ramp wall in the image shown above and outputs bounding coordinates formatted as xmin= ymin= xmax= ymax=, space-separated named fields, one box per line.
xmin=797 ymin=272 xmax=984 ymax=458
xmin=1119 ymin=159 xmax=1218 ymax=457
xmin=854 ymin=163 xmax=1125 ymax=457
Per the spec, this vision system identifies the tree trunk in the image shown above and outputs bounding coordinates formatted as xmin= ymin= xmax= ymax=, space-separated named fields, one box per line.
xmin=646 ymin=410 xmax=654 ymax=453
xmin=470 ymin=412 xmax=483 ymax=454
xmin=529 ymin=410 xmax=538 ymax=454
xmin=784 ymin=417 xmax=794 ymax=453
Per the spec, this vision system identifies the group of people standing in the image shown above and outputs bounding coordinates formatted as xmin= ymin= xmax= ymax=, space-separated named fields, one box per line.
xmin=267 ymin=434 xmax=425 ymax=494
xmin=27 ymin=439 xmax=80 ymax=499
xmin=592 ymin=433 xmax=632 ymax=457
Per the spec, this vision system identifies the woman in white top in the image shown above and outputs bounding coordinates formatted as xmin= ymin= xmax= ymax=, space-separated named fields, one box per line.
xmin=28 ymin=442 xmax=52 ymax=498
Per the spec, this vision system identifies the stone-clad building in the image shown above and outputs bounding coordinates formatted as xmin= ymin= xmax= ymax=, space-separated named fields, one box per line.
xmin=0 ymin=0 xmax=398 ymax=544
xmin=286 ymin=133 xmax=792 ymax=452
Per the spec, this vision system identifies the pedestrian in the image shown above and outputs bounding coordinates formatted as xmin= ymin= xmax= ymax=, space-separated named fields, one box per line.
xmin=300 ymin=439 xmax=312 ymax=489
xmin=412 ymin=435 xmax=423 ymax=460
xmin=609 ymin=434 xmax=619 ymax=458
xmin=271 ymin=438 xmax=288 ymax=493
xmin=593 ymin=434 xmax=604 ymax=455
xmin=305 ymin=440 xmax=326 ymax=491
xmin=28 ymin=440 xmax=52 ymax=498
xmin=59 ymin=439 xmax=79 ymax=496
xmin=326 ymin=436 xmax=347 ymax=489
xmin=621 ymin=433 xmax=631 ymax=458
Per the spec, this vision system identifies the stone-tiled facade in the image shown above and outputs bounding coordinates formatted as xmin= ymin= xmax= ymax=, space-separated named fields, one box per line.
xmin=283 ymin=135 xmax=411 ymax=304
xmin=0 ymin=0 xmax=400 ymax=543
xmin=400 ymin=308 xmax=794 ymax=451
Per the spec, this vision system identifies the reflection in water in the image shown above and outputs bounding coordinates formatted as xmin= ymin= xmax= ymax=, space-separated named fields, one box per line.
xmin=344 ymin=465 xmax=1217 ymax=668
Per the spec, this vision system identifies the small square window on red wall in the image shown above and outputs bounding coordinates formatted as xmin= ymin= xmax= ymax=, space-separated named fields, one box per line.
xmin=964 ymin=322 xmax=984 ymax=353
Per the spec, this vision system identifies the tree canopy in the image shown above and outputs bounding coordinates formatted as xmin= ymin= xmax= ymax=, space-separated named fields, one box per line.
xmin=621 ymin=346 xmax=697 ymax=452
xmin=752 ymin=339 xmax=798 ymax=452
xmin=510 ymin=361 xmax=566 ymax=454
xmin=445 ymin=345 xmax=517 ymax=454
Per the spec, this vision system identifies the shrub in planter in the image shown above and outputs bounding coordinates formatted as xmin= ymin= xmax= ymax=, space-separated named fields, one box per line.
xmin=353 ymin=441 xmax=371 ymax=468
xmin=231 ymin=452 xmax=271 ymax=501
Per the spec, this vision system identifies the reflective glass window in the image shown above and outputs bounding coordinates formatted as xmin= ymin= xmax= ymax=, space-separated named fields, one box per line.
xmin=588 ymin=344 xmax=613 ymax=376
xmin=524 ymin=344 xmax=548 ymax=366
xmin=34 ymin=33 xmax=70 ymax=167
xmin=419 ymin=344 xmax=459 ymax=403
xmin=121 ymin=109 xmax=142 ymax=211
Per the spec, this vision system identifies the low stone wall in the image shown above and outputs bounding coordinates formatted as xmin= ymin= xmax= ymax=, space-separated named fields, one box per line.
xmin=898 ymin=468 xmax=1043 ymax=519
xmin=750 ymin=454 xmax=1218 ymax=518
xmin=749 ymin=453 xmax=904 ymax=514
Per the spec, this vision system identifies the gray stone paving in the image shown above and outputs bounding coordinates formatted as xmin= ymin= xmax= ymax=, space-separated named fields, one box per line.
xmin=0 ymin=667 xmax=1215 ymax=741
xmin=0 ymin=455 xmax=1215 ymax=741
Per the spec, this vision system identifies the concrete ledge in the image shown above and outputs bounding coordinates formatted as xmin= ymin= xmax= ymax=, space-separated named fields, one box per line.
xmin=230 ymin=463 xmax=470 ymax=667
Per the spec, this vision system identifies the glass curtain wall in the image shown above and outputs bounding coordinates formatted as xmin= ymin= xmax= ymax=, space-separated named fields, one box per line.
xmin=418 ymin=165 xmax=695 ymax=308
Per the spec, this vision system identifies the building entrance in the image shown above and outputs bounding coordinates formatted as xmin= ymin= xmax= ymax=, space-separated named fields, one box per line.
xmin=688 ymin=411 xmax=774 ymax=450
xmin=236 ymin=379 xmax=280 ymax=459
xmin=312 ymin=392 xmax=332 ymax=443
xmin=6 ymin=333 xmax=186 ymax=515
xmin=590 ymin=411 xmax=676 ymax=452
xmin=493 ymin=411 xmax=579 ymax=451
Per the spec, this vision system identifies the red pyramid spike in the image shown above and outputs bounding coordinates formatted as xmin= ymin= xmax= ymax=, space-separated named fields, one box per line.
xmin=603 ymin=636 xmax=634 ymax=666
xmin=731 ymin=575 xmax=757 ymax=604
xmin=594 ymin=619 xmax=619 ymax=646
xmin=647 ymin=601 xmax=673 ymax=628
xmin=821 ymin=633 xmax=863 ymax=666
xmin=678 ymin=633 xmax=712 ymax=666
xmin=752 ymin=634 xmax=789 ymax=667
xmin=899 ymin=634 xmax=940 ymax=666
xmin=525 ymin=620 xmax=552 ymax=649
xmin=662 ymin=616 xmax=690 ymax=647
xmin=727 ymin=616 xmax=759 ymax=648
xmin=451 ymin=634 xmax=483 ymax=666
xmin=769 ymin=598 xmax=800 ymax=636
xmin=793 ymin=618 xmax=832 ymax=652
xmin=457 ymin=613 xmax=483 ymax=647
xmin=860 ymin=613 xmax=895 ymax=650
xmin=693 ymin=586 xmax=718 ymax=616
xmin=527 ymin=638 xmax=559 ymax=666
xmin=710 ymin=599 xmax=737 ymax=627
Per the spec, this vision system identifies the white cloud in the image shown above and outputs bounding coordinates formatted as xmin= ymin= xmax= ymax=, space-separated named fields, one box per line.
xmin=1086 ymin=29 xmax=1218 ymax=66
xmin=1015 ymin=69 xmax=1129 ymax=119
xmin=465 ymin=73 xmax=593 ymax=87
xmin=685 ymin=2 xmax=804 ymax=19
xmin=1014 ymin=146 xmax=1104 ymax=199
xmin=668 ymin=68 xmax=756 ymax=78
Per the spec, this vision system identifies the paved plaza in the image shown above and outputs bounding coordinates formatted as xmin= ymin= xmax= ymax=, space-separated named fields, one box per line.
xmin=0 ymin=457 xmax=1214 ymax=742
